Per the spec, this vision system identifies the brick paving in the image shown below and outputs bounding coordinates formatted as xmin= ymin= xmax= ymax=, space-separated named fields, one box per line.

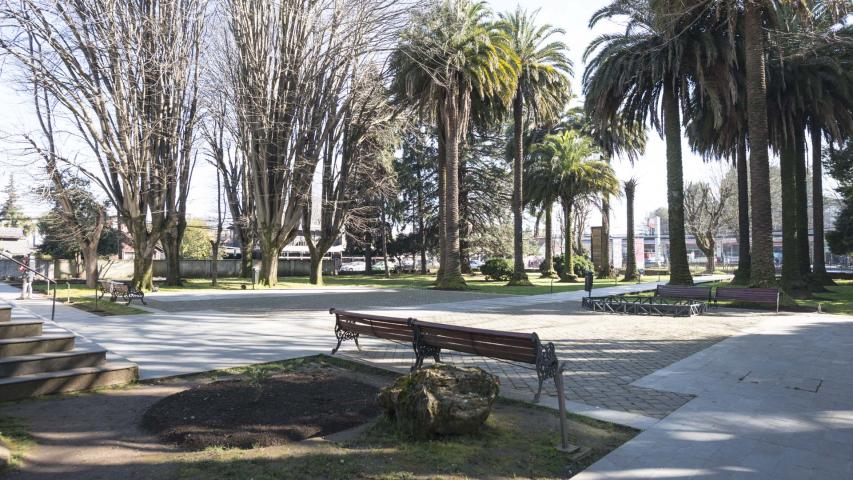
xmin=338 ymin=303 xmax=760 ymax=420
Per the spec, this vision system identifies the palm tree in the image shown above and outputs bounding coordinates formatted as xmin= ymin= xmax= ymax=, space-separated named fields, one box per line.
xmin=390 ymin=0 xmax=518 ymax=289
xmin=623 ymin=178 xmax=640 ymax=281
xmin=583 ymin=0 xmax=725 ymax=286
xmin=528 ymin=130 xmax=619 ymax=282
xmin=765 ymin=8 xmax=853 ymax=293
xmin=679 ymin=0 xmax=849 ymax=286
xmin=496 ymin=7 xmax=572 ymax=286
xmin=564 ymin=107 xmax=646 ymax=278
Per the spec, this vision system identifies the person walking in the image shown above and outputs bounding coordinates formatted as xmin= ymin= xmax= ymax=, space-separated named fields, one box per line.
xmin=18 ymin=254 xmax=34 ymax=300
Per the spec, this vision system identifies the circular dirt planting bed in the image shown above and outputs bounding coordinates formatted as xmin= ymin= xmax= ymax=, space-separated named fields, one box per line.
xmin=142 ymin=367 xmax=380 ymax=450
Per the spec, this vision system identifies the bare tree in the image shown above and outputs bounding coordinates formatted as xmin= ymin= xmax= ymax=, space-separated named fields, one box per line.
xmin=684 ymin=179 xmax=733 ymax=273
xmin=0 ymin=0 xmax=206 ymax=290
xmin=210 ymin=168 xmax=224 ymax=287
xmin=224 ymin=0 xmax=403 ymax=286
xmin=23 ymin=40 xmax=106 ymax=288
xmin=302 ymin=70 xmax=399 ymax=285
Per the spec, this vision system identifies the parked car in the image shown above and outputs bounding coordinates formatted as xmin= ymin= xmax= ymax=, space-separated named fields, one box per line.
xmin=469 ymin=259 xmax=483 ymax=271
xmin=372 ymin=260 xmax=398 ymax=273
xmin=339 ymin=261 xmax=365 ymax=273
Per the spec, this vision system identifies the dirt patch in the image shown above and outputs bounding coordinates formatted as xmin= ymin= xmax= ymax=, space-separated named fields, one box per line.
xmin=142 ymin=368 xmax=380 ymax=450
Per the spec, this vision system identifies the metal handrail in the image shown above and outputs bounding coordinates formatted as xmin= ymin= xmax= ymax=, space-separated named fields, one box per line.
xmin=0 ymin=250 xmax=56 ymax=321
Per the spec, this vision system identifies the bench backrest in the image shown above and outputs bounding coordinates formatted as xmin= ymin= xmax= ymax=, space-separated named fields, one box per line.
xmin=330 ymin=308 xmax=414 ymax=343
xmin=112 ymin=283 xmax=129 ymax=294
xmin=411 ymin=319 xmax=539 ymax=364
xmin=656 ymin=285 xmax=712 ymax=301
xmin=715 ymin=287 xmax=779 ymax=305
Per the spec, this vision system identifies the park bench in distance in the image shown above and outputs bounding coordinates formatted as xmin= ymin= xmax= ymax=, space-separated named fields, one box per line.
xmin=655 ymin=285 xmax=712 ymax=302
xmin=97 ymin=279 xmax=146 ymax=305
xmin=714 ymin=287 xmax=780 ymax=313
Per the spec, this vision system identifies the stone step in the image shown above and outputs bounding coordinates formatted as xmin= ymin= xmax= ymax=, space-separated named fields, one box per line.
xmin=0 ymin=320 xmax=43 ymax=339
xmin=0 ymin=348 xmax=107 ymax=378
xmin=0 ymin=334 xmax=75 ymax=358
xmin=0 ymin=362 xmax=138 ymax=402
xmin=0 ymin=306 xmax=10 ymax=322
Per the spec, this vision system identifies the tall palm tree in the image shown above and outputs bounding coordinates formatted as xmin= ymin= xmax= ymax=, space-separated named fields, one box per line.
xmin=583 ymin=0 xmax=726 ymax=285
xmin=390 ymin=0 xmax=518 ymax=289
xmin=496 ymin=7 xmax=572 ymax=286
xmin=623 ymin=178 xmax=640 ymax=281
xmin=765 ymin=7 xmax=853 ymax=293
xmin=564 ymin=107 xmax=646 ymax=278
xmin=678 ymin=0 xmax=849 ymax=286
xmin=527 ymin=130 xmax=620 ymax=282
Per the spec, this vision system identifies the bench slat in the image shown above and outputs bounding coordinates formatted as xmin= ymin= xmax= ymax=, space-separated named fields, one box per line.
xmin=418 ymin=337 xmax=537 ymax=363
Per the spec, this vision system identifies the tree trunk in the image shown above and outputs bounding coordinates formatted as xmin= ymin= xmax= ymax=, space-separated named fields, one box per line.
xmin=436 ymin=122 xmax=447 ymax=283
xmin=733 ymin=137 xmax=752 ymax=284
xmin=794 ymin=127 xmax=811 ymax=278
xmin=211 ymin=243 xmax=220 ymax=287
xmin=163 ymin=231 xmax=183 ymax=286
xmin=132 ymin=250 xmax=154 ymax=292
xmin=780 ymin=136 xmax=807 ymax=295
xmin=309 ymin=251 xmax=323 ymax=286
xmin=81 ymin=242 xmax=99 ymax=289
xmin=459 ymin=160 xmax=471 ymax=275
xmin=509 ymin=88 xmax=530 ymax=285
xmin=623 ymin=183 xmax=638 ymax=281
xmin=744 ymin=1 xmax=776 ymax=286
xmin=541 ymin=203 xmax=556 ymax=277
xmin=417 ymin=164 xmax=428 ymax=275
xmin=381 ymin=209 xmax=390 ymax=278
xmin=598 ymin=192 xmax=611 ymax=278
xmin=560 ymin=199 xmax=577 ymax=282
xmin=811 ymin=126 xmax=833 ymax=285
xmin=703 ymin=238 xmax=716 ymax=273
xmin=436 ymin=90 xmax=465 ymax=289
xmin=258 ymin=231 xmax=279 ymax=286
xmin=129 ymin=218 xmax=155 ymax=291
xmin=240 ymin=237 xmax=253 ymax=278
xmin=662 ymin=77 xmax=693 ymax=285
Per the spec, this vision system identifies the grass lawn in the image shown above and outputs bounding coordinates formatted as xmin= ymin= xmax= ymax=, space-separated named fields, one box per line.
xmin=33 ymin=285 xmax=149 ymax=316
xmin=695 ymin=279 xmax=853 ymax=315
xmin=161 ymin=273 xmax=670 ymax=296
xmin=795 ymin=279 xmax=853 ymax=315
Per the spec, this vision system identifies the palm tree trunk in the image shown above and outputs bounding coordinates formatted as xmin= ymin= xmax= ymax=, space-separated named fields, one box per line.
xmin=794 ymin=126 xmax=811 ymax=279
xmin=811 ymin=126 xmax=833 ymax=285
xmin=623 ymin=182 xmax=638 ymax=281
xmin=560 ymin=199 xmax=577 ymax=282
xmin=780 ymin=136 xmax=807 ymax=295
xmin=509 ymin=88 xmax=531 ymax=286
xmin=733 ymin=137 xmax=751 ymax=284
xmin=598 ymin=193 xmax=611 ymax=278
xmin=662 ymin=77 xmax=692 ymax=286
xmin=436 ymin=120 xmax=447 ymax=283
xmin=541 ymin=203 xmax=556 ymax=277
xmin=744 ymin=1 xmax=776 ymax=287
xmin=437 ymin=88 xmax=466 ymax=289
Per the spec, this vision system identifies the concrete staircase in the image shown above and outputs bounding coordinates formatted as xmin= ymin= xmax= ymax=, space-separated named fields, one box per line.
xmin=0 ymin=304 xmax=138 ymax=402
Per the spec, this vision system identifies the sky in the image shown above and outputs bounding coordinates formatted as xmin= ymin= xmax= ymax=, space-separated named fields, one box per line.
xmin=0 ymin=0 xmax=820 ymax=238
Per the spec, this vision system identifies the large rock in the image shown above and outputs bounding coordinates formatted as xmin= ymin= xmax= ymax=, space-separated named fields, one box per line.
xmin=377 ymin=364 xmax=499 ymax=437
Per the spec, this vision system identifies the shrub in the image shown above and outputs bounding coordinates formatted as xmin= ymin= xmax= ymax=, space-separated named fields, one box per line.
xmin=550 ymin=253 xmax=594 ymax=278
xmin=481 ymin=258 xmax=512 ymax=281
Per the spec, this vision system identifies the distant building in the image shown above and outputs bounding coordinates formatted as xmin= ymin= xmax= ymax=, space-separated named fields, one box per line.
xmin=0 ymin=227 xmax=31 ymax=256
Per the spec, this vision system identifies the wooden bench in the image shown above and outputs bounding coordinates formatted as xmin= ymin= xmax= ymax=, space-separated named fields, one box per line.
xmin=97 ymin=280 xmax=115 ymax=300
xmin=329 ymin=309 xmax=560 ymax=403
xmin=329 ymin=308 xmax=416 ymax=355
xmin=411 ymin=319 xmax=559 ymax=402
xmin=655 ymin=285 xmax=712 ymax=302
xmin=714 ymin=287 xmax=780 ymax=312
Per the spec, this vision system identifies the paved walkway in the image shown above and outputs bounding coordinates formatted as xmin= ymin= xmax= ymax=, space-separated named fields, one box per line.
xmin=576 ymin=312 xmax=853 ymax=479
